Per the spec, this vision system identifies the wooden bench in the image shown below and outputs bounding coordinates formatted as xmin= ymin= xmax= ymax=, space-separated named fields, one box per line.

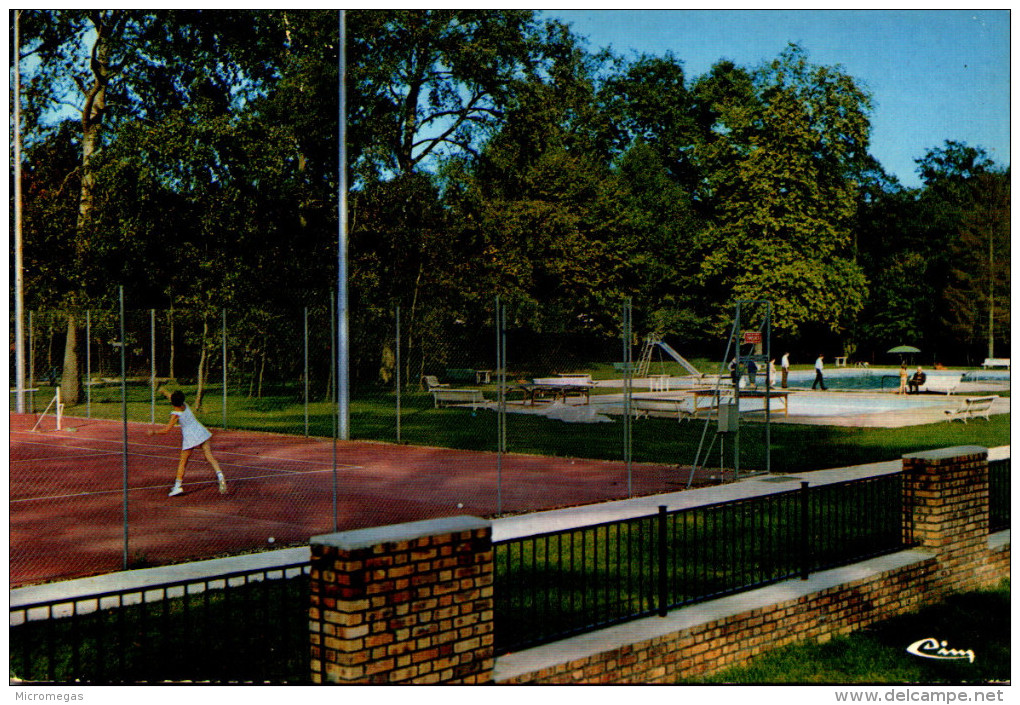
xmin=431 ymin=388 xmax=486 ymax=409
xmin=944 ymin=396 xmax=997 ymax=423
xmin=981 ymin=358 xmax=1010 ymax=369
xmin=422 ymin=375 xmax=449 ymax=391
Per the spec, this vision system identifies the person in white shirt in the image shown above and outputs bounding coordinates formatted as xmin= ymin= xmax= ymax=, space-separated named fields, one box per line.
xmin=148 ymin=389 xmax=228 ymax=497
xmin=812 ymin=354 xmax=827 ymax=390
xmin=781 ymin=353 xmax=790 ymax=388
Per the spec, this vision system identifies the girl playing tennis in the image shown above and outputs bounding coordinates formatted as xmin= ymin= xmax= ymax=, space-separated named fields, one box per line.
xmin=148 ymin=389 xmax=228 ymax=497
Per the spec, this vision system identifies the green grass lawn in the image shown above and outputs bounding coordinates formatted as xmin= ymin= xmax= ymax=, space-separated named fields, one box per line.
xmin=687 ymin=579 xmax=1010 ymax=684
xmin=23 ymin=379 xmax=1009 ymax=476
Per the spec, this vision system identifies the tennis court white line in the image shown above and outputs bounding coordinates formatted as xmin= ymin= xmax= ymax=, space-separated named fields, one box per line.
xmin=10 ymin=466 xmax=360 ymax=503
xmin=12 ymin=439 xmax=362 ymax=472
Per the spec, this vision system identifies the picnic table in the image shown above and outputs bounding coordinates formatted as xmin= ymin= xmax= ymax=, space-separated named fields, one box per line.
xmin=690 ymin=388 xmax=790 ymax=417
xmin=513 ymin=377 xmax=594 ymax=405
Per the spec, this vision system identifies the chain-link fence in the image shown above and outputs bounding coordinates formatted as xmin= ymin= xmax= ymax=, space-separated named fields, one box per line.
xmin=11 ymin=293 xmax=781 ymax=474
xmin=11 ymin=291 xmax=779 ymax=584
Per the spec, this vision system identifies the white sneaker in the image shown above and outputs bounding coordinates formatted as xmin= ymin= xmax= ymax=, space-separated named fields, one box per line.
xmin=217 ymin=475 xmax=227 ymax=494
xmin=168 ymin=485 xmax=184 ymax=497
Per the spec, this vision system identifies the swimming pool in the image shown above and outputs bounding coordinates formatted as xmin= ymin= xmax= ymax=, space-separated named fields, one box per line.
xmin=786 ymin=369 xmax=1009 ymax=391
xmin=600 ymin=389 xmax=953 ymax=419
xmin=780 ymin=393 xmax=946 ymax=416
xmin=698 ymin=392 xmax=948 ymax=417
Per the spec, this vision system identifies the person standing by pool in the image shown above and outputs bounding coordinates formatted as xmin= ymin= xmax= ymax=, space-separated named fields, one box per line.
xmin=729 ymin=357 xmax=741 ymax=388
xmin=812 ymin=354 xmax=827 ymax=390
xmin=898 ymin=363 xmax=908 ymax=394
xmin=781 ymin=353 xmax=790 ymax=388
xmin=747 ymin=359 xmax=758 ymax=388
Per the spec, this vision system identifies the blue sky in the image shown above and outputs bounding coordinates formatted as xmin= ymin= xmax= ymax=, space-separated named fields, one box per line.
xmin=543 ymin=9 xmax=1010 ymax=188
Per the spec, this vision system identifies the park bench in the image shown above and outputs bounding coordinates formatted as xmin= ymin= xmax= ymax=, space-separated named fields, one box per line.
xmin=431 ymin=387 xmax=486 ymax=409
xmin=981 ymin=358 xmax=1010 ymax=369
xmin=944 ymin=396 xmax=997 ymax=423
xmin=920 ymin=373 xmax=962 ymax=395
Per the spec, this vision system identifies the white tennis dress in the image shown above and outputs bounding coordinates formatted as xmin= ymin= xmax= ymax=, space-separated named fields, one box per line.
xmin=172 ymin=404 xmax=213 ymax=450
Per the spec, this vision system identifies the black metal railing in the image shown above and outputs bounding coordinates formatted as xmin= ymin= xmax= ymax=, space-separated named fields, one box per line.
xmin=10 ymin=563 xmax=311 ymax=684
xmin=494 ymin=473 xmax=908 ymax=654
xmin=989 ymin=457 xmax=1010 ymax=532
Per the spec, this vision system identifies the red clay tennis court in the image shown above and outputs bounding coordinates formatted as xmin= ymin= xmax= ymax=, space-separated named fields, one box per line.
xmin=10 ymin=412 xmax=695 ymax=588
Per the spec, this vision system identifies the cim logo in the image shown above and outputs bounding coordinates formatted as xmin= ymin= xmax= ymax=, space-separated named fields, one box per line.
xmin=906 ymin=638 xmax=976 ymax=663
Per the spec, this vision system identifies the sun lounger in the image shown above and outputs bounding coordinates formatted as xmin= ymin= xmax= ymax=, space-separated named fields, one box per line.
xmin=981 ymin=358 xmax=1010 ymax=369
xmin=944 ymin=396 xmax=997 ymax=423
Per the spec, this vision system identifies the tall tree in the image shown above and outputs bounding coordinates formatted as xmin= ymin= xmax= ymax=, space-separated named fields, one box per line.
xmin=695 ymin=45 xmax=872 ymax=342
xmin=601 ymin=53 xmax=699 ymax=186
xmin=942 ymin=171 xmax=1010 ymax=360
xmin=439 ymin=26 xmax=627 ymax=337
xmin=347 ymin=10 xmax=549 ymax=182
xmin=17 ymin=10 xmax=288 ymax=399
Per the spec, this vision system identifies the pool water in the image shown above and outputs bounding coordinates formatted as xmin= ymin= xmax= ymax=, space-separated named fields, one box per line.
xmin=783 ymin=393 xmax=946 ymax=416
xmin=786 ymin=369 xmax=1009 ymax=391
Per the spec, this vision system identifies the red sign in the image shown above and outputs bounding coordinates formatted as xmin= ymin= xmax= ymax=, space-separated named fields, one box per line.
xmin=742 ymin=331 xmax=762 ymax=345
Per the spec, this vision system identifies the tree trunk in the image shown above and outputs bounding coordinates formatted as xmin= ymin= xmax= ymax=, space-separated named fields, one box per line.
xmin=257 ymin=349 xmax=266 ymax=398
xmin=64 ymin=12 xmax=121 ymax=405
xmin=195 ymin=317 xmax=209 ymax=410
xmin=168 ymin=305 xmax=175 ymax=380
xmin=61 ymin=314 xmax=81 ymax=404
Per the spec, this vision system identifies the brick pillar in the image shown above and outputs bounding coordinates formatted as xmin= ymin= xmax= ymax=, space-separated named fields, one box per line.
xmin=902 ymin=446 xmax=989 ymax=594
xmin=309 ymin=516 xmax=494 ymax=685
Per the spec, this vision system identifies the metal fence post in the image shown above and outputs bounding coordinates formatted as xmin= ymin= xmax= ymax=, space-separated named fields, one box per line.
xmin=623 ymin=300 xmax=633 ymax=498
xmin=304 ymin=307 xmax=309 ymax=437
xmin=28 ymin=311 xmax=34 ymax=412
xmin=221 ymin=309 xmax=227 ymax=430
xmin=395 ymin=306 xmax=401 ymax=443
xmin=658 ymin=505 xmax=668 ymax=616
xmin=495 ymin=296 xmax=506 ymax=517
xmin=800 ymin=481 xmax=810 ymax=580
xmin=331 ymin=290 xmax=339 ymax=533
xmin=150 ymin=309 xmax=156 ymax=425
xmin=120 ymin=287 xmax=129 ymax=569
xmin=85 ymin=310 xmax=91 ymax=419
